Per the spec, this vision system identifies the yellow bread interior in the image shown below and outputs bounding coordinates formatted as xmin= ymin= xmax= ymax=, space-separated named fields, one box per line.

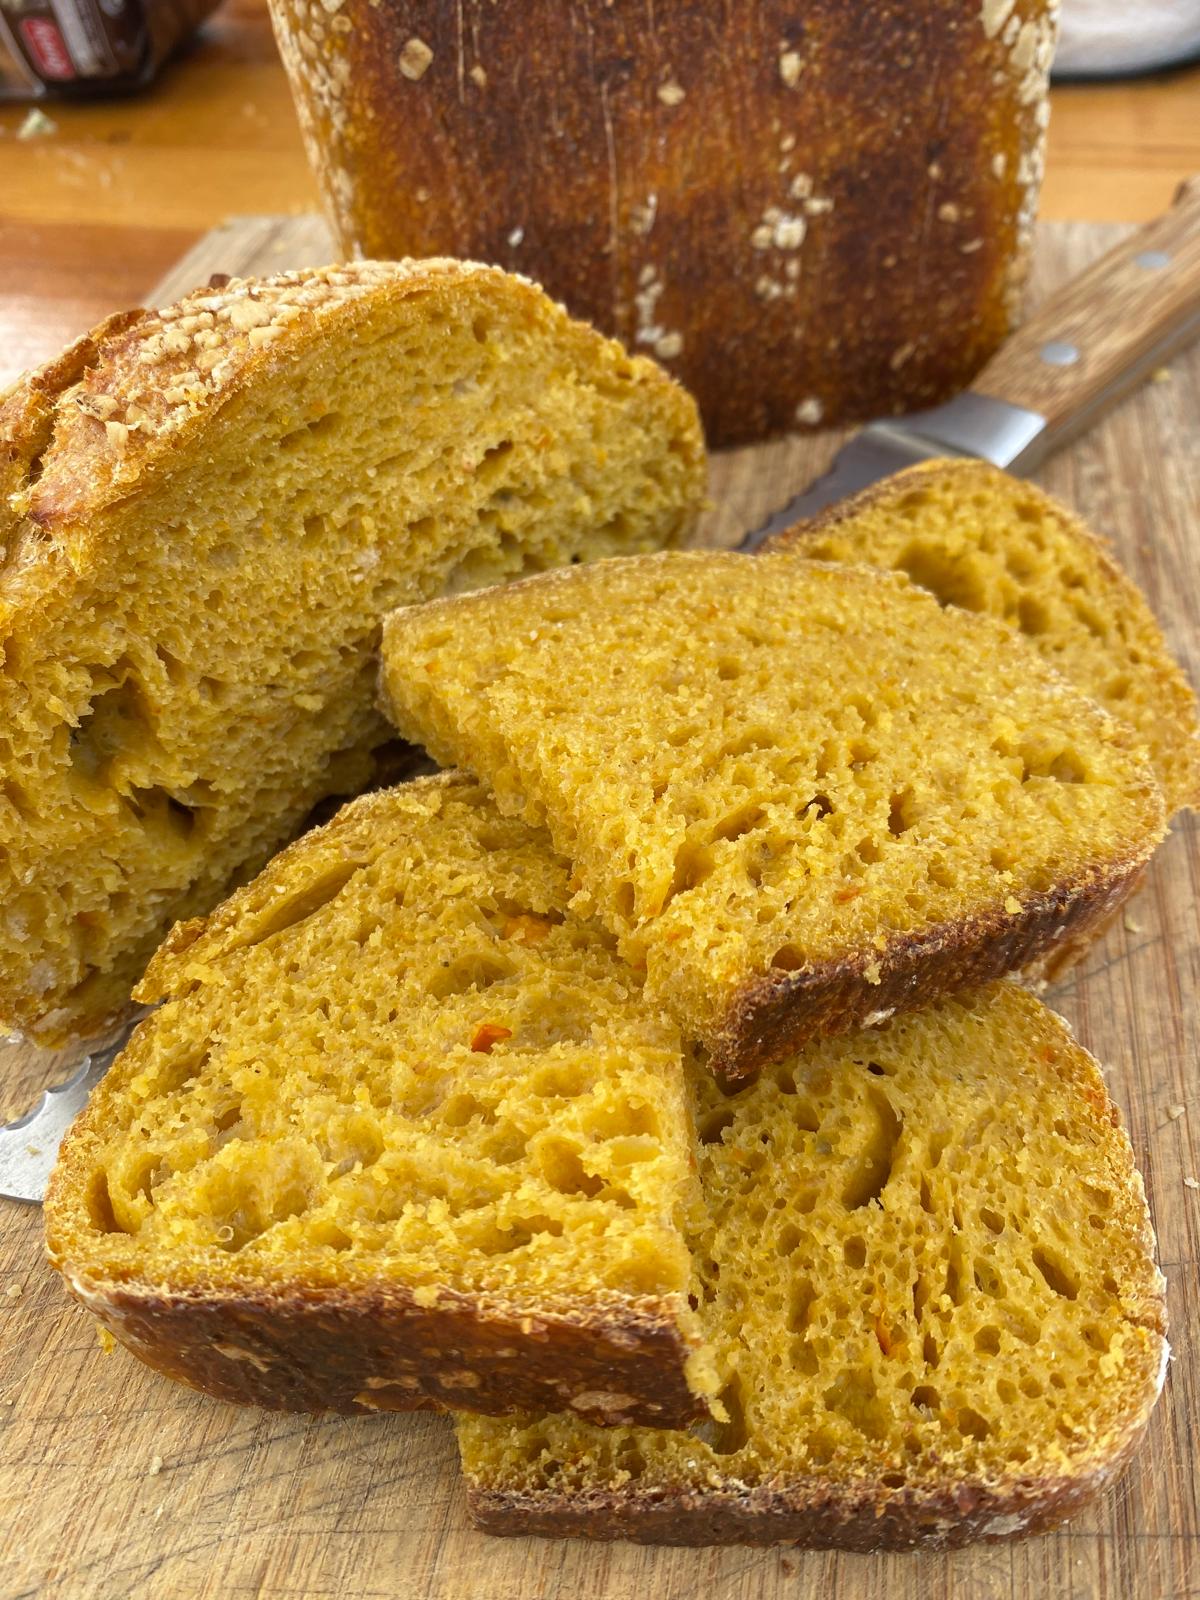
xmin=769 ymin=459 xmax=1200 ymax=816
xmin=45 ymin=774 xmax=713 ymax=1394
xmin=0 ymin=260 xmax=705 ymax=1043
xmin=459 ymin=984 xmax=1167 ymax=1530
xmin=380 ymin=550 xmax=1165 ymax=1071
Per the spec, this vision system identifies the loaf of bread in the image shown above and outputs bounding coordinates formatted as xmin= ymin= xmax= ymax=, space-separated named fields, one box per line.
xmin=380 ymin=550 xmax=1166 ymax=1082
xmin=45 ymin=773 xmax=720 ymax=1426
xmin=267 ymin=0 xmax=1057 ymax=446
xmin=767 ymin=460 xmax=1200 ymax=817
xmin=0 ymin=260 xmax=704 ymax=1045
xmin=459 ymin=983 xmax=1168 ymax=1551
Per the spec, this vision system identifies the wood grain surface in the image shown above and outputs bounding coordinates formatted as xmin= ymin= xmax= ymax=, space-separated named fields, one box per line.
xmin=1 ymin=218 xmax=1198 ymax=1600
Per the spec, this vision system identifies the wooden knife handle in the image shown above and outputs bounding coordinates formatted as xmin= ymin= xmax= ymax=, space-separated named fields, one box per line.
xmin=972 ymin=176 xmax=1200 ymax=458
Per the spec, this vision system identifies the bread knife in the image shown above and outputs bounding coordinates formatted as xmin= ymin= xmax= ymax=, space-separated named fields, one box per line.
xmin=3 ymin=181 xmax=1200 ymax=1205
xmin=741 ymin=175 xmax=1200 ymax=546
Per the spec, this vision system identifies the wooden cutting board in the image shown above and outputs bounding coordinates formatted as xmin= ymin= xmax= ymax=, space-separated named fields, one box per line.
xmin=1 ymin=218 xmax=1198 ymax=1600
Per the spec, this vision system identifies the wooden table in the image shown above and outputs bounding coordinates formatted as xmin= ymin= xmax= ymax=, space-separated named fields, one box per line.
xmin=2 ymin=0 xmax=1200 ymax=385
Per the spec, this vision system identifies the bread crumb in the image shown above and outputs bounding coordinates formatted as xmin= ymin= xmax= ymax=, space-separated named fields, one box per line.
xmin=469 ymin=64 xmax=487 ymax=88
xmin=148 ymin=1454 xmax=164 ymax=1476
xmin=4 ymin=1282 xmax=22 ymax=1299
xmin=794 ymin=397 xmax=823 ymax=426
xmin=398 ymin=37 xmax=434 ymax=80
xmin=657 ymin=80 xmax=685 ymax=107
xmin=96 ymin=1325 xmax=116 ymax=1354
xmin=779 ymin=50 xmax=802 ymax=88
xmin=938 ymin=202 xmax=961 ymax=223
xmin=17 ymin=107 xmax=56 ymax=140
xmin=1123 ymin=913 xmax=1143 ymax=933
xmin=1167 ymin=1104 xmax=1186 ymax=1121
xmin=1185 ymin=1177 xmax=1199 ymax=1191
xmin=507 ymin=226 xmax=524 ymax=248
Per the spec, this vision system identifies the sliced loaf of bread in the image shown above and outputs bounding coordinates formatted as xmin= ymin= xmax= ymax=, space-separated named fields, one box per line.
xmin=459 ymin=984 xmax=1167 ymax=1550
xmin=0 ymin=261 xmax=705 ymax=1044
xmin=45 ymin=773 xmax=718 ymax=1427
xmin=380 ymin=551 xmax=1165 ymax=1081
xmin=765 ymin=459 xmax=1200 ymax=815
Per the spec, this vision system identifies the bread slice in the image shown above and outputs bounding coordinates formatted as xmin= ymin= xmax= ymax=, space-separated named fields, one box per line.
xmin=458 ymin=984 xmax=1168 ymax=1551
xmin=379 ymin=551 xmax=1165 ymax=1082
xmin=764 ymin=459 xmax=1200 ymax=816
xmin=44 ymin=773 xmax=719 ymax=1427
xmin=0 ymin=260 xmax=705 ymax=1045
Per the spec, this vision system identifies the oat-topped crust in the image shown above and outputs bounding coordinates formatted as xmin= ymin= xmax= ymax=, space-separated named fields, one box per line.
xmin=2 ymin=260 xmax=518 ymax=532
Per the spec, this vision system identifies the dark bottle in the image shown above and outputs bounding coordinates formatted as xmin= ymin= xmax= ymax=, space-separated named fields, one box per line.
xmin=0 ymin=0 xmax=222 ymax=100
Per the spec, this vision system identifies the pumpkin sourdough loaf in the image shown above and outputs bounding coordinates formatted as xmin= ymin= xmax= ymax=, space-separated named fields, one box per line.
xmin=0 ymin=260 xmax=705 ymax=1046
xmin=458 ymin=984 xmax=1168 ymax=1551
xmin=44 ymin=772 xmax=720 ymax=1426
xmin=379 ymin=551 xmax=1166 ymax=1083
xmin=766 ymin=459 xmax=1200 ymax=817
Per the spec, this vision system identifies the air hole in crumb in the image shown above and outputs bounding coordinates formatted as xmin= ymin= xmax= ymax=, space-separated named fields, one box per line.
xmin=1032 ymin=1246 xmax=1079 ymax=1300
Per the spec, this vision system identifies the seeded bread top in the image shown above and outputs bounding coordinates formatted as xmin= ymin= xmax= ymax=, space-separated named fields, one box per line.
xmin=1 ymin=261 xmax=539 ymax=533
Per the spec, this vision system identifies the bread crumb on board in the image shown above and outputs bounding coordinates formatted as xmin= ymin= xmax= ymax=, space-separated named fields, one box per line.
xmin=1184 ymin=1177 xmax=1199 ymax=1191
xmin=4 ymin=1282 xmax=22 ymax=1300
xmin=148 ymin=1454 xmax=164 ymax=1477
xmin=1167 ymin=1104 xmax=1186 ymax=1121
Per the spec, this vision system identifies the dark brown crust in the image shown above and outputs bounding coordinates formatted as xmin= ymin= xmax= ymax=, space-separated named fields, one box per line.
xmin=710 ymin=857 xmax=1149 ymax=1083
xmin=267 ymin=0 xmax=1053 ymax=447
xmin=464 ymin=1433 xmax=1148 ymax=1550
xmin=57 ymin=1270 xmax=707 ymax=1428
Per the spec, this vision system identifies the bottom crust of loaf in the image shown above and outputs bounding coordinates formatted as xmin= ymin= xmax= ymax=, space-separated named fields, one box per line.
xmin=711 ymin=857 xmax=1149 ymax=1083
xmin=59 ymin=1271 xmax=706 ymax=1428
xmin=465 ymin=1441 xmax=1145 ymax=1552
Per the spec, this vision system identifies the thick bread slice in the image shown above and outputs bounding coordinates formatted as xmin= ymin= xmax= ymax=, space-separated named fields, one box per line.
xmin=0 ymin=260 xmax=705 ymax=1045
xmin=765 ymin=459 xmax=1200 ymax=816
xmin=44 ymin=773 xmax=716 ymax=1428
xmin=458 ymin=984 xmax=1168 ymax=1551
xmin=379 ymin=551 xmax=1165 ymax=1082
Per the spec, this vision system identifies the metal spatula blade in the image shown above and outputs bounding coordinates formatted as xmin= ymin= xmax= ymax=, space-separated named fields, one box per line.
xmin=0 ymin=1036 xmax=129 ymax=1204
